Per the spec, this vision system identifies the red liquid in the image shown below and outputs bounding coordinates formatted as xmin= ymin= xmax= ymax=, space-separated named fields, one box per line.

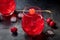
xmin=22 ymin=13 xmax=44 ymax=36
xmin=0 ymin=0 xmax=15 ymax=16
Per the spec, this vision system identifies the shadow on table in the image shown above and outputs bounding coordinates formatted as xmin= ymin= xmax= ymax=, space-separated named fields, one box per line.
xmin=24 ymin=32 xmax=49 ymax=40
